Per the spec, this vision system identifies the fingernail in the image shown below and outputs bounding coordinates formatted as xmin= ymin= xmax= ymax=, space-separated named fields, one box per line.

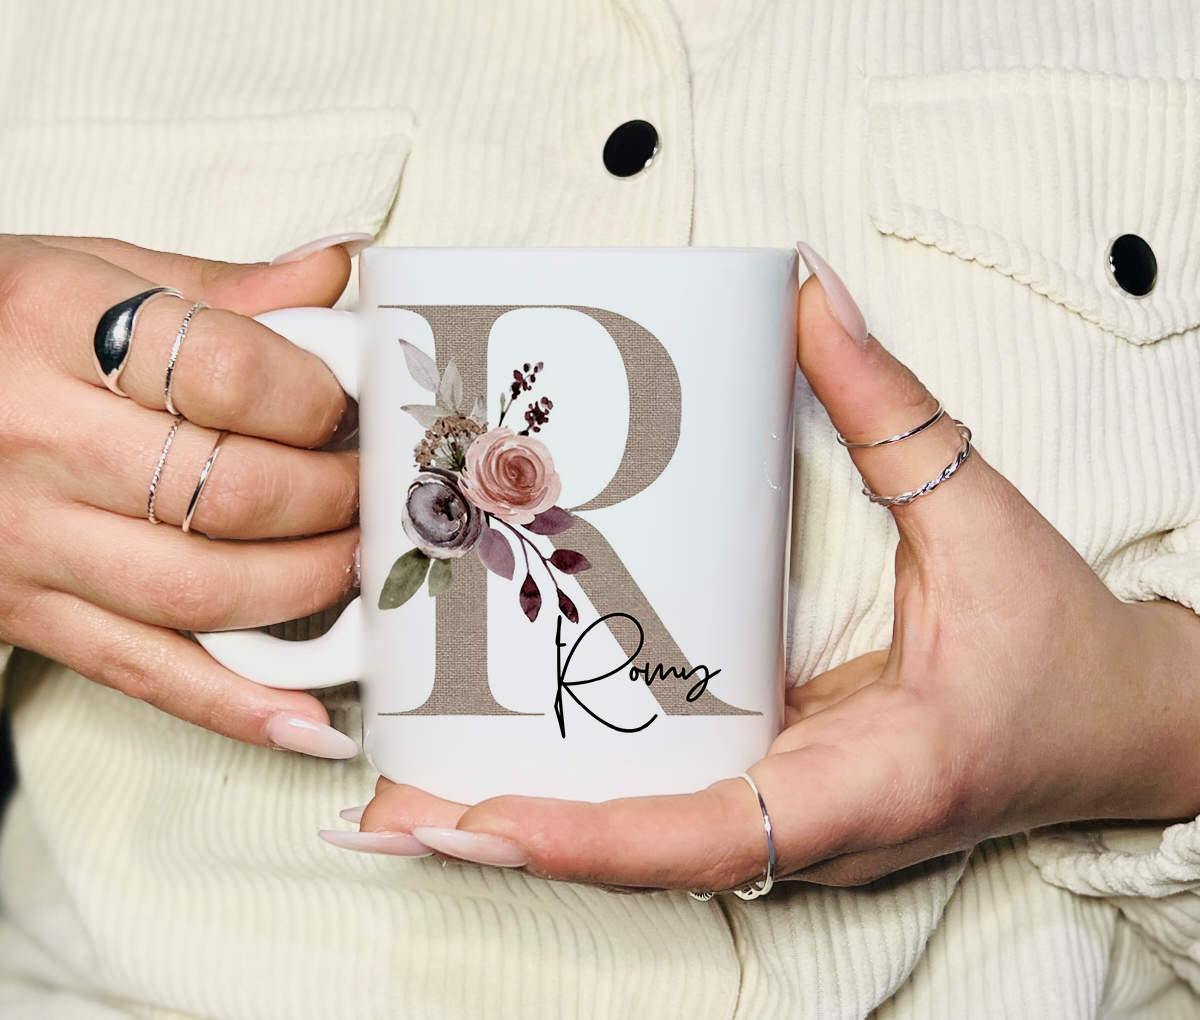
xmin=796 ymin=242 xmax=869 ymax=345
xmin=271 ymin=232 xmax=374 ymax=266
xmin=339 ymin=804 xmax=366 ymax=824
xmin=265 ymin=712 xmax=357 ymax=759
xmin=318 ymin=829 xmax=432 ymax=857
xmin=352 ymin=542 xmax=362 ymax=589
xmin=412 ymin=827 xmax=530 ymax=868
xmin=330 ymin=397 xmax=360 ymax=444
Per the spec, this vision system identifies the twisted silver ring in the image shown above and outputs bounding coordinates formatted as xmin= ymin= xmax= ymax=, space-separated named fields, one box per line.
xmin=182 ymin=436 xmax=224 ymax=534
xmin=147 ymin=416 xmax=184 ymax=524
xmin=164 ymin=301 xmax=208 ymax=416
xmin=689 ymin=772 xmax=776 ymax=902
xmin=93 ymin=287 xmax=183 ymax=397
xmin=863 ymin=422 xmax=973 ymax=508
xmin=838 ymin=402 xmax=945 ymax=449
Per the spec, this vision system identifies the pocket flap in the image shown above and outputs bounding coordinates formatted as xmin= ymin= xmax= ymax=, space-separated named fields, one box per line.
xmin=867 ymin=69 xmax=1200 ymax=344
xmin=0 ymin=107 xmax=415 ymax=262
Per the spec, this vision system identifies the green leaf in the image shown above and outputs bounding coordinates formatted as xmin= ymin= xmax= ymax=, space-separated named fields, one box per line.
xmin=427 ymin=557 xmax=453 ymax=596
xmin=378 ymin=549 xmax=430 ymax=609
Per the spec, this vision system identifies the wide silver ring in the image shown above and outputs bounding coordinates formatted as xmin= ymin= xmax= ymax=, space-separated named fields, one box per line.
xmin=164 ymin=301 xmax=208 ymax=416
xmin=689 ymin=772 xmax=776 ymax=902
xmin=93 ymin=287 xmax=183 ymax=397
xmin=147 ymin=416 xmax=184 ymax=525
xmin=182 ymin=436 xmax=225 ymax=534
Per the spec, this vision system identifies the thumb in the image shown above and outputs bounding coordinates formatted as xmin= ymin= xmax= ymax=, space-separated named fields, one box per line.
xmin=796 ymin=242 xmax=977 ymax=522
xmin=32 ymin=232 xmax=372 ymax=315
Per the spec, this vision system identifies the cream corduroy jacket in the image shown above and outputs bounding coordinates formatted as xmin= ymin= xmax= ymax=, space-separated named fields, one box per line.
xmin=3 ymin=1 xmax=1200 ymax=1017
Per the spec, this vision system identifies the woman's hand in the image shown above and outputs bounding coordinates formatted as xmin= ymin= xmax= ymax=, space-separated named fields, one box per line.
xmin=344 ymin=245 xmax=1200 ymax=886
xmin=0 ymin=233 xmax=368 ymax=758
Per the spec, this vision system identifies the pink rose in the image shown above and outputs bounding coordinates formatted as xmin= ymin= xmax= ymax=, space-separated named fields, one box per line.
xmin=462 ymin=427 xmax=562 ymax=525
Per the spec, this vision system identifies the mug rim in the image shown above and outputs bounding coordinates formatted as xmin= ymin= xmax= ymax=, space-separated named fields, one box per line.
xmin=362 ymin=244 xmax=797 ymax=261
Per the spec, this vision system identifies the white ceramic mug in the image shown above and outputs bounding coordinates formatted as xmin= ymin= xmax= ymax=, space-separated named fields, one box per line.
xmin=200 ymin=247 xmax=798 ymax=803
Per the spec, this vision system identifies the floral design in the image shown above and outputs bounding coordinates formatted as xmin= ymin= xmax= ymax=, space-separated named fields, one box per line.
xmin=378 ymin=340 xmax=591 ymax=622
xmin=462 ymin=427 xmax=561 ymax=525
xmin=401 ymin=469 xmax=483 ymax=559
xmin=414 ymin=414 xmax=485 ymax=471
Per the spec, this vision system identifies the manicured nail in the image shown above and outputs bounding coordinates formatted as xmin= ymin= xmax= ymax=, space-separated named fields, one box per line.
xmin=271 ymin=232 xmax=374 ymax=265
xmin=318 ymin=829 xmax=432 ymax=857
xmin=796 ymin=242 xmax=869 ymax=345
xmin=351 ymin=542 xmax=362 ymax=589
xmin=412 ymin=827 xmax=530 ymax=867
xmin=339 ymin=804 xmax=366 ymax=824
xmin=265 ymin=712 xmax=357 ymax=759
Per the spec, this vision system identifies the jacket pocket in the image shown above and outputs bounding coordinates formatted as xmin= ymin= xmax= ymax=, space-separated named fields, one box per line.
xmin=0 ymin=107 xmax=415 ymax=261
xmin=867 ymin=69 xmax=1200 ymax=344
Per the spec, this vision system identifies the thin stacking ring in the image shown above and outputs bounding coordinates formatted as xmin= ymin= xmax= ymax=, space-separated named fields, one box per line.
xmin=689 ymin=772 xmax=776 ymax=902
xmin=164 ymin=301 xmax=208 ymax=416
xmin=732 ymin=772 xmax=776 ymax=900
xmin=147 ymin=416 xmax=184 ymax=524
xmin=838 ymin=402 xmax=944 ymax=449
xmin=93 ymin=286 xmax=184 ymax=397
xmin=863 ymin=422 xmax=973 ymax=508
xmin=182 ymin=435 xmax=225 ymax=534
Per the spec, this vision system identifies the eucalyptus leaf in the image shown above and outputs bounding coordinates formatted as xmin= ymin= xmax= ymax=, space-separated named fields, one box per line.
xmin=476 ymin=526 xmax=515 ymax=580
xmin=470 ymin=394 xmax=487 ymax=425
xmin=401 ymin=404 xmax=442 ymax=428
xmin=378 ymin=549 xmax=430 ymax=609
xmin=427 ymin=557 xmax=453 ymax=596
xmin=398 ymin=339 xmax=440 ymax=392
xmin=440 ymin=359 xmax=465 ymax=412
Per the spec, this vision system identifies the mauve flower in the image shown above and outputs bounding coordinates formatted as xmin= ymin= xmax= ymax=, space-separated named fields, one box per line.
xmin=462 ymin=427 xmax=562 ymax=525
xmin=401 ymin=469 xmax=483 ymax=559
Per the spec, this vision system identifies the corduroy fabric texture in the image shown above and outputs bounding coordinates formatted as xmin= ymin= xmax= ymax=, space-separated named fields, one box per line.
xmin=1 ymin=1 xmax=1200 ymax=1016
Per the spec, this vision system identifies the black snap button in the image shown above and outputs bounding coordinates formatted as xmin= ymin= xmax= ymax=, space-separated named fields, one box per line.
xmin=603 ymin=120 xmax=659 ymax=178
xmin=1108 ymin=234 xmax=1157 ymax=297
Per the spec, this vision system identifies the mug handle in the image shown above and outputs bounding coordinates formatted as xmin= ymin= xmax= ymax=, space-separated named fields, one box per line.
xmin=194 ymin=307 xmax=364 ymax=691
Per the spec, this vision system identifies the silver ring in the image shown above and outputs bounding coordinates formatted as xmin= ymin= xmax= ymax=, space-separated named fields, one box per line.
xmin=838 ymin=402 xmax=944 ymax=448
xmin=689 ymin=772 xmax=776 ymax=902
xmin=93 ymin=287 xmax=184 ymax=397
xmin=147 ymin=416 xmax=184 ymax=524
xmin=182 ymin=436 xmax=224 ymax=534
xmin=733 ymin=772 xmax=776 ymax=900
xmin=863 ymin=422 xmax=973 ymax=508
xmin=164 ymin=301 xmax=208 ymax=416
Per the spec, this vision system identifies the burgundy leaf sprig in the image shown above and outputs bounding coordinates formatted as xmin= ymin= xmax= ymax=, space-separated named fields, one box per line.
xmin=383 ymin=347 xmax=586 ymax=624
xmin=479 ymin=507 xmax=591 ymax=623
